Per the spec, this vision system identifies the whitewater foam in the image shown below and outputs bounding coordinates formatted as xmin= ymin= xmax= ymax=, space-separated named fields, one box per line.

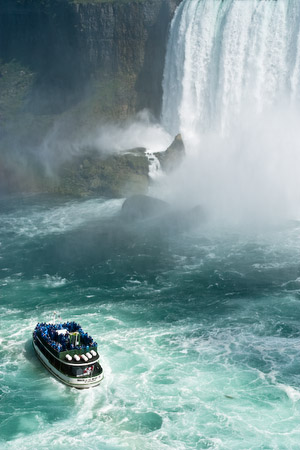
xmin=0 ymin=198 xmax=123 ymax=238
xmin=43 ymin=274 xmax=68 ymax=288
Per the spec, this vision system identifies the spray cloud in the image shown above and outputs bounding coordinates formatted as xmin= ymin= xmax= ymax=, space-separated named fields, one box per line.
xmin=159 ymin=0 xmax=300 ymax=225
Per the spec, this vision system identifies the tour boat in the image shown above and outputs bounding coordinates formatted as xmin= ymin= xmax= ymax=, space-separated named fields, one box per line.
xmin=32 ymin=321 xmax=104 ymax=388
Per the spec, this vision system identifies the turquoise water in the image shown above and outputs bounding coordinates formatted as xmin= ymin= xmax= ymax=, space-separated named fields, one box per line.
xmin=1 ymin=194 xmax=300 ymax=449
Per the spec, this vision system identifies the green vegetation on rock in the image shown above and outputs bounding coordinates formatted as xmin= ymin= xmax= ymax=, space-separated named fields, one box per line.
xmin=53 ymin=149 xmax=149 ymax=197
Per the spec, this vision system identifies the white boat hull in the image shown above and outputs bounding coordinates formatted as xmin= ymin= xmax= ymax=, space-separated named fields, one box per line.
xmin=33 ymin=340 xmax=104 ymax=389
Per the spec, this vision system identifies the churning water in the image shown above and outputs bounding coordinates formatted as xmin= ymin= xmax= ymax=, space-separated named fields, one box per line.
xmin=2 ymin=1 xmax=300 ymax=449
xmin=1 ymin=195 xmax=300 ymax=449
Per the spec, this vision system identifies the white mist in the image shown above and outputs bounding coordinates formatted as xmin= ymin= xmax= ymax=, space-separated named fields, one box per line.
xmin=160 ymin=0 xmax=300 ymax=225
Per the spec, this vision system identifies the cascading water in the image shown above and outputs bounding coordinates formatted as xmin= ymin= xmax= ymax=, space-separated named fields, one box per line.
xmin=162 ymin=0 xmax=300 ymax=138
xmin=160 ymin=0 xmax=300 ymax=224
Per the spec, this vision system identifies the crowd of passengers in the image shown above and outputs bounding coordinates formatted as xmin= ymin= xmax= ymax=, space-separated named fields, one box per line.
xmin=33 ymin=321 xmax=97 ymax=353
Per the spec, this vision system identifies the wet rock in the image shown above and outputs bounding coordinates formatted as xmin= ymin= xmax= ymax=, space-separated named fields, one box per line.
xmin=121 ymin=194 xmax=170 ymax=220
xmin=121 ymin=194 xmax=205 ymax=231
xmin=54 ymin=150 xmax=150 ymax=198
xmin=155 ymin=133 xmax=185 ymax=173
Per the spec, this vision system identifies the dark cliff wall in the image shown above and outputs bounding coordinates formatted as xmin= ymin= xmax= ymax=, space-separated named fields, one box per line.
xmin=75 ymin=0 xmax=179 ymax=116
xmin=0 ymin=0 xmax=180 ymax=119
xmin=0 ymin=0 xmax=181 ymax=195
xmin=0 ymin=0 xmax=85 ymax=114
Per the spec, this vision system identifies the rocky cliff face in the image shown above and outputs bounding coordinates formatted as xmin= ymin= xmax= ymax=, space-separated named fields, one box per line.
xmin=0 ymin=0 xmax=180 ymax=121
xmin=75 ymin=0 xmax=179 ymax=116
xmin=0 ymin=0 xmax=181 ymax=196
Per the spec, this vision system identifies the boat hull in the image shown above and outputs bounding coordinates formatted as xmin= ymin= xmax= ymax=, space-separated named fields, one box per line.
xmin=33 ymin=340 xmax=104 ymax=389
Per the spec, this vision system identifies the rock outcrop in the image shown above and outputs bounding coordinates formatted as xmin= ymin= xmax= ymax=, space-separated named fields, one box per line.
xmin=155 ymin=134 xmax=185 ymax=172
xmin=0 ymin=0 xmax=183 ymax=197
xmin=54 ymin=149 xmax=150 ymax=197
xmin=121 ymin=194 xmax=170 ymax=220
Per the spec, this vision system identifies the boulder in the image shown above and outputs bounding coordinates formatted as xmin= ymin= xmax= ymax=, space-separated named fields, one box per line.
xmin=121 ymin=194 xmax=170 ymax=220
xmin=121 ymin=194 xmax=205 ymax=232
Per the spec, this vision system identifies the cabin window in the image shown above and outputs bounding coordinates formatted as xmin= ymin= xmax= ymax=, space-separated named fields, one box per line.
xmin=71 ymin=366 xmax=84 ymax=377
xmin=70 ymin=365 xmax=98 ymax=377
xmin=93 ymin=362 xmax=103 ymax=376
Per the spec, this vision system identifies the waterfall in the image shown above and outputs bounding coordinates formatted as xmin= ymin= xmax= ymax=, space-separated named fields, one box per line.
xmin=160 ymin=0 xmax=300 ymax=224
xmin=162 ymin=0 xmax=300 ymax=139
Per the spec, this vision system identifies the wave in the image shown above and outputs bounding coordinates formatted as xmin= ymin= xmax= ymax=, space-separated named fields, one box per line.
xmin=0 ymin=198 xmax=123 ymax=238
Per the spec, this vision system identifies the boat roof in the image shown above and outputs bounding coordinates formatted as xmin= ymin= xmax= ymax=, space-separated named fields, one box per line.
xmin=33 ymin=321 xmax=98 ymax=358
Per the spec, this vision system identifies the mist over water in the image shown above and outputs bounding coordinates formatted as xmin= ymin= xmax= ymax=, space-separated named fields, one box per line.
xmin=161 ymin=0 xmax=300 ymax=225
xmin=39 ymin=110 xmax=172 ymax=174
